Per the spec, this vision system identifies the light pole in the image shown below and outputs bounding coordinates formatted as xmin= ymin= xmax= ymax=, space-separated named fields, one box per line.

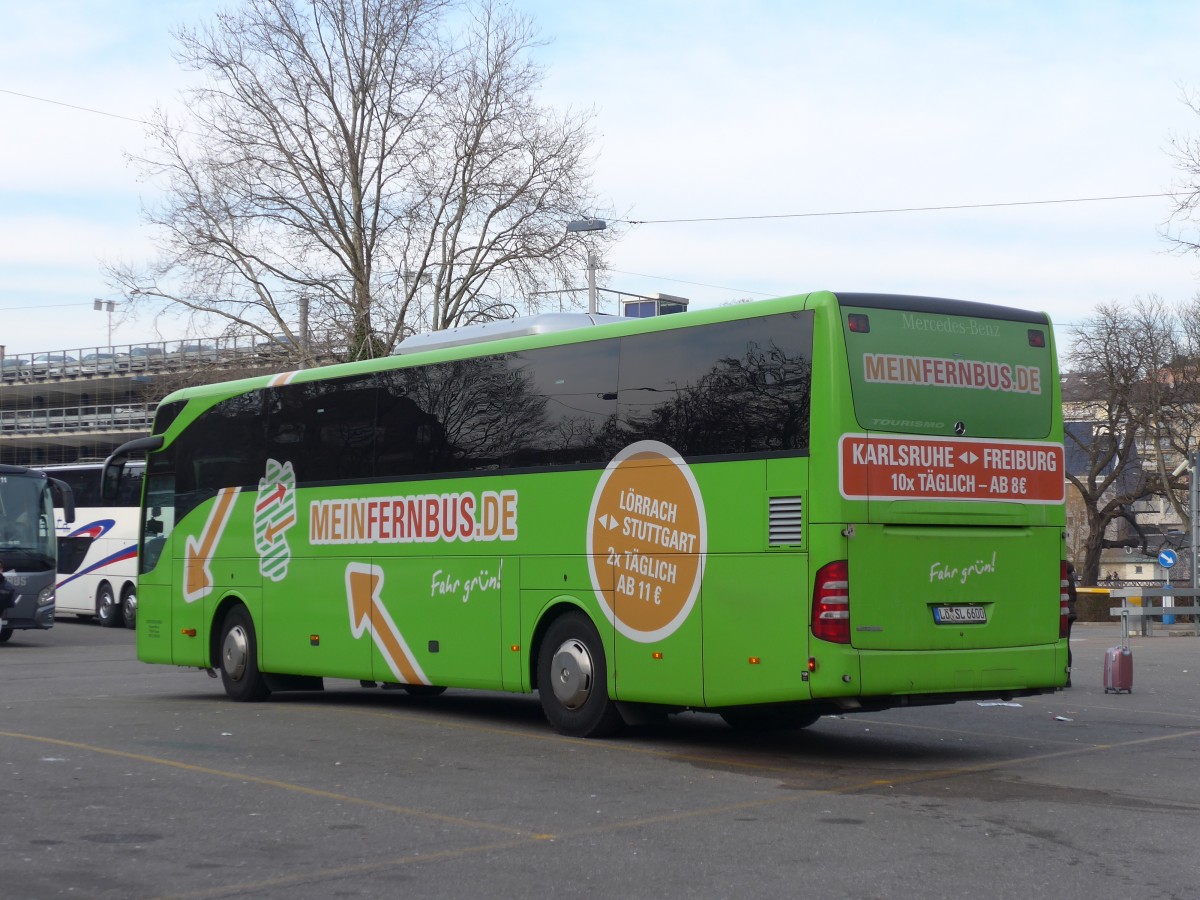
xmin=93 ymin=298 xmax=116 ymax=347
xmin=1190 ymin=453 xmax=1199 ymax=592
xmin=565 ymin=218 xmax=606 ymax=314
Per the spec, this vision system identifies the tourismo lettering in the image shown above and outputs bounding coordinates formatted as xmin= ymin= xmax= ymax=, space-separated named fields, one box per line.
xmin=863 ymin=354 xmax=1041 ymax=395
xmin=310 ymin=490 xmax=518 ymax=545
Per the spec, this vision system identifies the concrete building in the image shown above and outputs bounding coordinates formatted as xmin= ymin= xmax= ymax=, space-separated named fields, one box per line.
xmin=0 ymin=337 xmax=295 ymax=465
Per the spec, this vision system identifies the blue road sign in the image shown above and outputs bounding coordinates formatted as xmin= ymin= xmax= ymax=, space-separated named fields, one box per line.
xmin=1159 ymin=549 xmax=1178 ymax=569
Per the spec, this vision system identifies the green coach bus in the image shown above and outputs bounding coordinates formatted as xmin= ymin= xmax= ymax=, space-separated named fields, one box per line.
xmin=105 ymin=291 xmax=1068 ymax=737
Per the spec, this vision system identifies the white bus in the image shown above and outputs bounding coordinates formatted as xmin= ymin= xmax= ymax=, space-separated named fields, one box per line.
xmin=37 ymin=462 xmax=144 ymax=629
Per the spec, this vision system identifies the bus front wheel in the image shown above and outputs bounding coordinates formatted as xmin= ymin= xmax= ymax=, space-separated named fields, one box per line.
xmin=218 ymin=606 xmax=271 ymax=702
xmin=536 ymin=611 xmax=622 ymax=738
xmin=96 ymin=583 xmax=122 ymax=628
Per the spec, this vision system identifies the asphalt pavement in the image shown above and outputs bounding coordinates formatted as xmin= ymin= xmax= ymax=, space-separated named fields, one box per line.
xmin=2 ymin=620 xmax=1199 ymax=899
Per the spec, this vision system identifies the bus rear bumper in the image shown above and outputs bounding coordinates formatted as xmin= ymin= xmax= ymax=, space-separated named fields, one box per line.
xmin=854 ymin=643 xmax=1066 ymax=697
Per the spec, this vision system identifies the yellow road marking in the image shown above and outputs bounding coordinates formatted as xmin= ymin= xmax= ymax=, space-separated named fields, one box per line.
xmin=6 ymin=717 xmax=1200 ymax=900
xmin=0 ymin=730 xmax=529 ymax=837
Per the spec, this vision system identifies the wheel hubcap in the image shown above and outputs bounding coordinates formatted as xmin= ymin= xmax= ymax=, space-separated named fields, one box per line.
xmin=222 ymin=625 xmax=249 ymax=681
xmin=550 ymin=638 xmax=593 ymax=709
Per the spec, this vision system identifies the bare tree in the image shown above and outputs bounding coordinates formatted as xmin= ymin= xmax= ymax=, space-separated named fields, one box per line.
xmin=1166 ymin=87 xmax=1200 ymax=258
xmin=1065 ymin=296 xmax=1190 ymax=584
xmin=106 ymin=0 xmax=611 ymax=362
xmin=1149 ymin=294 xmax=1200 ymax=534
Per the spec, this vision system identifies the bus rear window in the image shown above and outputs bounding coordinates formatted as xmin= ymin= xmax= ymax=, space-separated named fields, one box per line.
xmin=841 ymin=301 xmax=1052 ymax=440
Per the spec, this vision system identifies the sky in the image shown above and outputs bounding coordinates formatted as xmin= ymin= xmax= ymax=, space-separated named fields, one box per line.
xmin=3 ymin=0 xmax=1200 ymax=356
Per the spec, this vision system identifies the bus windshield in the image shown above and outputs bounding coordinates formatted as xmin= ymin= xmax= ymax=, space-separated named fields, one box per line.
xmin=0 ymin=473 xmax=56 ymax=571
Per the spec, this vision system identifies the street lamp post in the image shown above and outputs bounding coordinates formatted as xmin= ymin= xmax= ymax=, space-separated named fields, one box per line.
xmin=1191 ymin=452 xmax=1199 ymax=592
xmin=93 ymin=298 xmax=116 ymax=348
xmin=565 ymin=218 xmax=606 ymax=315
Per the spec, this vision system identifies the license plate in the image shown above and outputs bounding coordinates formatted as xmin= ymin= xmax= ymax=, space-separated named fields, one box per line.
xmin=933 ymin=605 xmax=987 ymax=624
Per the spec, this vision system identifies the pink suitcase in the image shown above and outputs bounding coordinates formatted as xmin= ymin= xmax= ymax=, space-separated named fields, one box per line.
xmin=1103 ymin=643 xmax=1133 ymax=693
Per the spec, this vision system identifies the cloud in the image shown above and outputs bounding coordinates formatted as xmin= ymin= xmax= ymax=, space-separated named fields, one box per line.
xmin=4 ymin=0 xmax=1200 ymax=354
xmin=526 ymin=0 xmax=1200 ymax=323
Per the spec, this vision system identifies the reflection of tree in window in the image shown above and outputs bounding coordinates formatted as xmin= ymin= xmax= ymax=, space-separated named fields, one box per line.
xmin=505 ymin=342 xmax=619 ymax=467
xmin=375 ymin=375 xmax=450 ymax=477
xmin=381 ymin=359 xmax=547 ymax=471
xmin=264 ymin=376 xmax=378 ymax=482
xmin=615 ymin=313 xmax=813 ymax=456
xmin=318 ymin=378 xmax=377 ymax=480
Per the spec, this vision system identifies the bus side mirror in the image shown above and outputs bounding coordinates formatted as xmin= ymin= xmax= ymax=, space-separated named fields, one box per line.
xmin=57 ymin=535 xmax=92 ymax=575
xmin=103 ymin=435 xmax=163 ymax=502
xmin=48 ymin=478 xmax=75 ymax=525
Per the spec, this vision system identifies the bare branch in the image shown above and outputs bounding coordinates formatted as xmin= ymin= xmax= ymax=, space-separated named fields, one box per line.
xmin=107 ymin=0 xmax=612 ymax=360
xmin=1064 ymin=295 xmax=1197 ymax=583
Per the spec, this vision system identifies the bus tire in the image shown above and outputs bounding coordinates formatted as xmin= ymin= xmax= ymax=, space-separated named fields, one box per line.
xmin=0 ymin=627 xmax=12 ymax=643
xmin=218 ymin=606 xmax=272 ymax=702
xmin=120 ymin=586 xmax=137 ymax=630
xmin=96 ymin=583 xmax=122 ymax=628
xmin=536 ymin=611 xmax=623 ymax=738
xmin=719 ymin=703 xmax=821 ymax=732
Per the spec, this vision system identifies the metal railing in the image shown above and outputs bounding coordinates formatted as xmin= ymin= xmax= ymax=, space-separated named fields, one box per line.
xmin=0 ymin=335 xmax=305 ymax=384
xmin=0 ymin=402 xmax=155 ymax=434
xmin=1108 ymin=586 xmax=1200 ymax=637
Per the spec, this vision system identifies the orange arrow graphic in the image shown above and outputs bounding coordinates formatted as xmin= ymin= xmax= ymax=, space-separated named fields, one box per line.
xmin=345 ymin=563 xmax=429 ymax=685
xmin=183 ymin=487 xmax=241 ymax=603
xmin=264 ymin=514 xmax=296 ymax=543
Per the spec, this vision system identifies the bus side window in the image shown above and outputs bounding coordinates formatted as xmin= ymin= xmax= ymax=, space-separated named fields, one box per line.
xmin=375 ymin=388 xmax=448 ymax=479
xmin=503 ymin=342 xmax=619 ymax=468
xmin=267 ymin=375 xmax=378 ymax=482
xmin=617 ymin=313 xmax=813 ymax=456
xmin=116 ymin=467 xmax=145 ymax=507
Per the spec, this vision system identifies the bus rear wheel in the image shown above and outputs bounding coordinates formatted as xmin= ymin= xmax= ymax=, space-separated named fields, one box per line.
xmin=536 ymin=611 xmax=622 ymax=738
xmin=96 ymin=584 xmax=122 ymax=628
xmin=218 ymin=606 xmax=271 ymax=702
xmin=0 ymin=627 xmax=12 ymax=643
xmin=120 ymin=587 xmax=137 ymax=630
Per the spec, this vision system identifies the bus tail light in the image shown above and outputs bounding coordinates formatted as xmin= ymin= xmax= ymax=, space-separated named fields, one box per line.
xmin=812 ymin=560 xmax=850 ymax=644
xmin=1059 ymin=561 xmax=1071 ymax=639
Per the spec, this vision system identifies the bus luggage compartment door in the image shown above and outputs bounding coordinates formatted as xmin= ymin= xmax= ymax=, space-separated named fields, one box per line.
xmin=846 ymin=524 xmax=1059 ymax=652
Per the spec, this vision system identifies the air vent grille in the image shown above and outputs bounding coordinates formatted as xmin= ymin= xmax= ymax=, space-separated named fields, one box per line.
xmin=768 ymin=496 xmax=803 ymax=546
